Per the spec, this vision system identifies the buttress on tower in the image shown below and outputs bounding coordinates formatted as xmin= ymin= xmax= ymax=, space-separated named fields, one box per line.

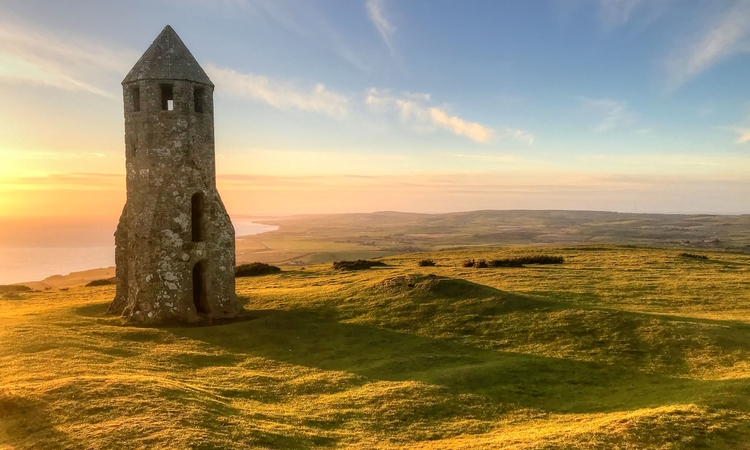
xmin=108 ymin=26 xmax=239 ymax=323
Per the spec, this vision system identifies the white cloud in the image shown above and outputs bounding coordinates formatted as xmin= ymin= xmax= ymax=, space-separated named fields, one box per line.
xmin=367 ymin=88 xmax=516 ymax=144
xmin=206 ymin=64 xmax=350 ymax=117
xmin=0 ymin=20 xmax=135 ymax=99
xmin=428 ymin=107 xmax=494 ymax=143
xmin=367 ymin=0 xmax=396 ymax=51
xmin=666 ymin=2 xmax=750 ymax=89
xmin=580 ymin=97 xmax=634 ymax=132
xmin=366 ymin=88 xmax=534 ymax=144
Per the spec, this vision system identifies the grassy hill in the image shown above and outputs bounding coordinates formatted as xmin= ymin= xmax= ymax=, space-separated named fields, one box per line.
xmin=237 ymin=210 xmax=750 ymax=267
xmin=3 ymin=245 xmax=750 ymax=448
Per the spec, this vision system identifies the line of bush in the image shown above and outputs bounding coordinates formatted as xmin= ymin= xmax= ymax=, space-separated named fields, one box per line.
xmin=680 ymin=253 xmax=709 ymax=260
xmin=235 ymin=262 xmax=282 ymax=277
xmin=333 ymin=260 xmax=387 ymax=271
xmin=0 ymin=285 xmax=32 ymax=294
xmin=86 ymin=278 xmax=116 ymax=287
xmin=462 ymin=255 xmax=564 ymax=268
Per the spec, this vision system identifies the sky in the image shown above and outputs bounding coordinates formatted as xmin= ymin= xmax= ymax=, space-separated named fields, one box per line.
xmin=2 ymin=0 xmax=750 ymax=246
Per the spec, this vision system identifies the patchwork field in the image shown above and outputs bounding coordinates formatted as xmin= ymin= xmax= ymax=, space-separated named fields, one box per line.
xmin=3 ymin=245 xmax=750 ymax=448
xmin=236 ymin=211 xmax=750 ymax=267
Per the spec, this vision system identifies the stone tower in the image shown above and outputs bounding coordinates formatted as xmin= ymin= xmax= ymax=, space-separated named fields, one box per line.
xmin=108 ymin=25 xmax=239 ymax=323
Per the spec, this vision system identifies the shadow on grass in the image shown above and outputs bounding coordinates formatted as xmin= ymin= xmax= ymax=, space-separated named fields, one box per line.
xmin=72 ymin=276 xmax=750 ymax=418
xmin=74 ymin=301 xmax=111 ymax=317
xmin=0 ymin=393 xmax=80 ymax=449
xmin=167 ymin=306 xmax=750 ymax=416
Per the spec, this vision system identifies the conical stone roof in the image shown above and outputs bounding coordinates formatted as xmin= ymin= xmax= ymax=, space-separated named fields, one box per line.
xmin=122 ymin=25 xmax=213 ymax=86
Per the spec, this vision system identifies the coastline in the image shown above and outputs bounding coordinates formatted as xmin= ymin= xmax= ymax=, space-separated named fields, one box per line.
xmin=2 ymin=221 xmax=279 ymax=287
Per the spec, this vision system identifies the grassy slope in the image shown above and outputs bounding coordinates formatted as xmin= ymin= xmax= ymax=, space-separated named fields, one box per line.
xmin=3 ymin=246 xmax=750 ymax=448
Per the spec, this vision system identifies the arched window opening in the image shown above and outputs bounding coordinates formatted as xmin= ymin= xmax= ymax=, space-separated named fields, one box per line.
xmin=132 ymin=87 xmax=140 ymax=112
xmin=161 ymin=84 xmax=174 ymax=111
xmin=191 ymin=192 xmax=204 ymax=242
xmin=192 ymin=262 xmax=208 ymax=314
xmin=194 ymin=86 xmax=205 ymax=113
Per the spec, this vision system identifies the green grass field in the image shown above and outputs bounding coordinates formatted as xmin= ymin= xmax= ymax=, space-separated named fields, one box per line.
xmin=3 ymin=245 xmax=750 ymax=448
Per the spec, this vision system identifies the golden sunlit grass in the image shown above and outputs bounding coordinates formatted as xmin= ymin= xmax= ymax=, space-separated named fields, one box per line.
xmin=3 ymin=245 xmax=750 ymax=448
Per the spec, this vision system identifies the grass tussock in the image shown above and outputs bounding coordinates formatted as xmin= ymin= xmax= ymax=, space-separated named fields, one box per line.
xmin=332 ymin=259 xmax=387 ymax=270
xmin=3 ymin=245 xmax=750 ymax=448
xmin=235 ymin=262 xmax=282 ymax=277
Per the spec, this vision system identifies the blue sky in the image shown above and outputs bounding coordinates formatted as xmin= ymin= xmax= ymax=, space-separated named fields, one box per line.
xmin=1 ymin=0 xmax=750 ymax=218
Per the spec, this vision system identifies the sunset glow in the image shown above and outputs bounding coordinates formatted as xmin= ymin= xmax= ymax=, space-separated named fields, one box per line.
xmin=1 ymin=0 xmax=750 ymax=245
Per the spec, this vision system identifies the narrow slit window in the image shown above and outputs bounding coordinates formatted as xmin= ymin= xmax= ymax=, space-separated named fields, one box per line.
xmin=161 ymin=85 xmax=174 ymax=111
xmin=191 ymin=192 xmax=204 ymax=242
xmin=132 ymin=87 xmax=140 ymax=112
xmin=194 ymin=86 xmax=205 ymax=113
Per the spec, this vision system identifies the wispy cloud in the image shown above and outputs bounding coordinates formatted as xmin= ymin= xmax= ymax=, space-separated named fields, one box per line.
xmin=497 ymin=128 xmax=535 ymax=145
xmin=578 ymin=153 xmax=750 ymax=173
xmin=173 ymin=0 xmax=372 ymax=71
xmin=214 ymin=168 xmax=750 ymax=216
xmin=206 ymin=64 xmax=350 ymax=117
xmin=0 ymin=20 xmax=135 ymax=99
xmin=732 ymin=128 xmax=750 ymax=144
xmin=597 ymin=0 xmax=644 ymax=28
xmin=719 ymin=104 xmax=750 ymax=144
xmin=367 ymin=89 xmax=532 ymax=144
xmin=0 ymin=172 xmax=121 ymax=191
xmin=666 ymin=2 xmax=750 ymax=89
xmin=580 ymin=97 xmax=634 ymax=132
xmin=367 ymin=0 xmax=396 ymax=51
xmin=427 ymin=107 xmax=494 ymax=143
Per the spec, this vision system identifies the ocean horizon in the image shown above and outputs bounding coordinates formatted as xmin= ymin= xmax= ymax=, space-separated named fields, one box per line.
xmin=0 ymin=220 xmax=278 ymax=285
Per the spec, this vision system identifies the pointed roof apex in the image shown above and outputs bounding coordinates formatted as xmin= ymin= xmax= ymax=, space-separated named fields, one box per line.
xmin=122 ymin=25 xmax=213 ymax=86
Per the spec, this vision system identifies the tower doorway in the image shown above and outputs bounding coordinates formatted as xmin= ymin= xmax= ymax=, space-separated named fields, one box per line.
xmin=192 ymin=262 xmax=208 ymax=314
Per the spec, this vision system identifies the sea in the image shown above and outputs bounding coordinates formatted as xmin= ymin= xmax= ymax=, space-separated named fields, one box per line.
xmin=0 ymin=220 xmax=278 ymax=285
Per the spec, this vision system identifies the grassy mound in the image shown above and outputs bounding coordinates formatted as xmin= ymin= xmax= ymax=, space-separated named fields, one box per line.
xmin=3 ymin=245 xmax=750 ymax=448
xmin=374 ymin=274 xmax=498 ymax=300
xmin=235 ymin=262 xmax=282 ymax=277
